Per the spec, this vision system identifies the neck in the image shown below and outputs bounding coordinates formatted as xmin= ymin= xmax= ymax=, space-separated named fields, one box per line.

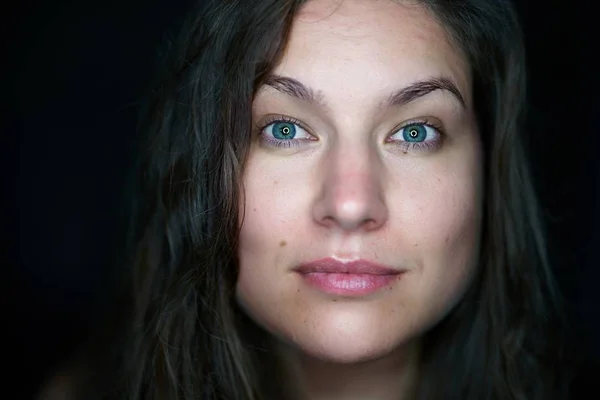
xmin=274 ymin=340 xmax=421 ymax=400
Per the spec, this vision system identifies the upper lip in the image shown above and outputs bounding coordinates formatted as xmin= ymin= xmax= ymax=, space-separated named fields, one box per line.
xmin=294 ymin=257 xmax=403 ymax=275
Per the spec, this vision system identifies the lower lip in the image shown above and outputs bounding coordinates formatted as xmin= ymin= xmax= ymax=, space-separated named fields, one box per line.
xmin=299 ymin=272 xmax=401 ymax=296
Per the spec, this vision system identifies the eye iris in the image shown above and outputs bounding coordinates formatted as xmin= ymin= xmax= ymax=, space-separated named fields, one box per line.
xmin=403 ymin=125 xmax=426 ymax=142
xmin=272 ymin=122 xmax=296 ymax=140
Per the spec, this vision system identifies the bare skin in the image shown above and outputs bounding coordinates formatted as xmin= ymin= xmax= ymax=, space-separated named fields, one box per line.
xmin=237 ymin=1 xmax=483 ymax=399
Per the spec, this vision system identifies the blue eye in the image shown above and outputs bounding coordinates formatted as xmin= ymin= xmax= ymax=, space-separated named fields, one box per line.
xmin=395 ymin=123 xmax=436 ymax=143
xmin=387 ymin=121 xmax=443 ymax=152
xmin=392 ymin=123 xmax=440 ymax=144
xmin=260 ymin=117 xmax=313 ymax=148
xmin=402 ymin=124 xmax=426 ymax=142
xmin=271 ymin=122 xmax=297 ymax=140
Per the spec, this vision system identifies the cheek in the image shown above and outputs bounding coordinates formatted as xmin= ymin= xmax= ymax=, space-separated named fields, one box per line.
xmin=238 ymin=167 xmax=302 ymax=254
xmin=395 ymin=145 xmax=483 ymax=251
xmin=408 ymin=178 xmax=482 ymax=250
xmin=236 ymin=159 xmax=303 ymax=329
xmin=238 ymin=147 xmax=315 ymax=251
xmin=395 ymin=162 xmax=483 ymax=316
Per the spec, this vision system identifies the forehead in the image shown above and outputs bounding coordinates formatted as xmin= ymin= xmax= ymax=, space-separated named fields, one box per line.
xmin=268 ymin=0 xmax=471 ymax=110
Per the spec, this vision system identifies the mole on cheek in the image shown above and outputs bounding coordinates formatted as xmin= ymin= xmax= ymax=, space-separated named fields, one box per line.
xmin=280 ymin=240 xmax=287 ymax=247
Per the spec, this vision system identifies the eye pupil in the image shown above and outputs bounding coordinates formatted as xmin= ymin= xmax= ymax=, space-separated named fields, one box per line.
xmin=273 ymin=122 xmax=296 ymax=140
xmin=402 ymin=124 xmax=426 ymax=142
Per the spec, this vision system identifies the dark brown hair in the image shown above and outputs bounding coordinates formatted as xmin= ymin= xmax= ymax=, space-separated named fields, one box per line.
xmin=71 ymin=0 xmax=579 ymax=399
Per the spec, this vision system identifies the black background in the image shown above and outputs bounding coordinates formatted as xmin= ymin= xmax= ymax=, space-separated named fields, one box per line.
xmin=3 ymin=1 xmax=599 ymax=398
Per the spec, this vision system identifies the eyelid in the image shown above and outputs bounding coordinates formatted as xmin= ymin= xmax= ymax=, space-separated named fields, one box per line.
xmin=254 ymin=114 xmax=445 ymax=152
xmin=390 ymin=117 xmax=444 ymax=136
xmin=256 ymin=115 xmax=444 ymax=138
xmin=255 ymin=114 xmax=318 ymax=149
xmin=256 ymin=114 xmax=314 ymax=137
xmin=384 ymin=117 xmax=446 ymax=153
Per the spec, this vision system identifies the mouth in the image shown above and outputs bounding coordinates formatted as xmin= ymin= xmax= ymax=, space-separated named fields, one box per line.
xmin=293 ymin=257 xmax=405 ymax=297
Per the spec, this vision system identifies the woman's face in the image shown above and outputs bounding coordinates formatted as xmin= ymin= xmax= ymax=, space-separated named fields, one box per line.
xmin=237 ymin=0 xmax=482 ymax=364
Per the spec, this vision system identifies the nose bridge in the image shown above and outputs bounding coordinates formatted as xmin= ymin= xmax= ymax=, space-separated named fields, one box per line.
xmin=314 ymin=139 xmax=387 ymax=231
xmin=327 ymin=143 xmax=377 ymax=198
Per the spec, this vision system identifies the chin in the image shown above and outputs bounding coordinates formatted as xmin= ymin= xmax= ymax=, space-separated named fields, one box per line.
xmin=298 ymin=341 xmax=395 ymax=365
xmin=276 ymin=308 xmax=412 ymax=365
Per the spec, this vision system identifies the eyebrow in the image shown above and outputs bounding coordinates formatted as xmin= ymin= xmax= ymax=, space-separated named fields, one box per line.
xmin=263 ymin=74 xmax=466 ymax=110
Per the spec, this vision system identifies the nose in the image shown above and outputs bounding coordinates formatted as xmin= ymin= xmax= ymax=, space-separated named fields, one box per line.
xmin=312 ymin=146 xmax=388 ymax=232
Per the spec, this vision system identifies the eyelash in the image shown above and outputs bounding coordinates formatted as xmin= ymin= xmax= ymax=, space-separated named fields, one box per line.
xmin=256 ymin=115 xmax=444 ymax=151
xmin=388 ymin=119 xmax=445 ymax=152
xmin=256 ymin=115 xmax=313 ymax=149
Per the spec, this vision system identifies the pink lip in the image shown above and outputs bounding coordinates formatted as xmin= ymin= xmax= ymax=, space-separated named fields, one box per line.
xmin=294 ymin=258 xmax=404 ymax=296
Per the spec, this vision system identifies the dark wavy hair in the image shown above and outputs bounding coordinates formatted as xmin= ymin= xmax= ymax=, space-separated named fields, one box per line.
xmin=65 ymin=0 xmax=579 ymax=399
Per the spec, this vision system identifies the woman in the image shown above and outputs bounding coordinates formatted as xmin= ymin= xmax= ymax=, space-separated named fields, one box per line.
xmin=48 ymin=0 xmax=582 ymax=399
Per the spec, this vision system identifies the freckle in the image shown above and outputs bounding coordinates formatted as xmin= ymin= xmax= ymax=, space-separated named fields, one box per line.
xmin=274 ymin=180 xmax=278 ymax=185
xmin=402 ymin=151 xmax=408 ymax=155
xmin=280 ymin=240 xmax=287 ymax=247
xmin=332 ymin=299 xmax=337 ymax=302
xmin=414 ymin=243 xmax=418 ymax=247
xmin=297 ymin=289 xmax=300 ymax=293
xmin=253 ymin=208 xmax=257 ymax=212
